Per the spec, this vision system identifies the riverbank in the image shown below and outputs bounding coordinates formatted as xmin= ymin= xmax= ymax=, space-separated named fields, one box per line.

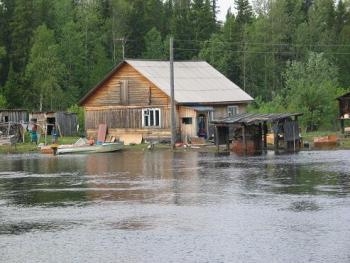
xmin=1 ymin=132 xmax=350 ymax=154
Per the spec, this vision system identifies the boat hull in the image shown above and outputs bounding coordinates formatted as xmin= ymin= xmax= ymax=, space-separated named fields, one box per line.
xmin=56 ymin=142 xmax=123 ymax=155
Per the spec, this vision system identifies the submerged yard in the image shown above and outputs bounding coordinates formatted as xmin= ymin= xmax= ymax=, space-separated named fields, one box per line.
xmin=0 ymin=149 xmax=349 ymax=262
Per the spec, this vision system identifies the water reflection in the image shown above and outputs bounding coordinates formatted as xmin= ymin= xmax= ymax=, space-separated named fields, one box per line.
xmin=1 ymin=150 xmax=350 ymax=262
xmin=0 ymin=151 xmax=349 ymax=207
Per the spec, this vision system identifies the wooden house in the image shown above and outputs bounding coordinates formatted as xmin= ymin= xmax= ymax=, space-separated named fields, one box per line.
xmin=337 ymin=92 xmax=350 ymax=136
xmin=79 ymin=60 xmax=253 ymax=144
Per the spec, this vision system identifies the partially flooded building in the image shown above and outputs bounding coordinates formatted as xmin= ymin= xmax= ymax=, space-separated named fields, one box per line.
xmin=337 ymin=92 xmax=350 ymax=136
xmin=211 ymin=113 xmax=303 ymax=155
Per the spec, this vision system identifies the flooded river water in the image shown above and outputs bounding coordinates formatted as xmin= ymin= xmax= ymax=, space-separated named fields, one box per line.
xmin=0 ymin=149 xmax=350 ymax=262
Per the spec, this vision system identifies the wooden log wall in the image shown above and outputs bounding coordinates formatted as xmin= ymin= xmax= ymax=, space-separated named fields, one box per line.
xmin=85 ymin=107 xmax=171 ymax=130
xmin=83 ymin=64 xmax=169 ymax=107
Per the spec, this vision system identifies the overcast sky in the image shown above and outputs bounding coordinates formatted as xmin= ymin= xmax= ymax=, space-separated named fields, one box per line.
xmin=217 ymin=0 xmax=233 ymax=22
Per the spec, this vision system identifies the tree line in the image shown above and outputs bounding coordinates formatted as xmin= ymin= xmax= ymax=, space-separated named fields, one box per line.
xmin=0 ymin=0 xmax=349 ymax=130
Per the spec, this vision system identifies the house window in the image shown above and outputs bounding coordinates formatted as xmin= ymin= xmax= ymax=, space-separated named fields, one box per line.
xmin=142 ymin=108 xmax=161 ymax=127
xmin=182 ymin=117 xmax=192 ymax=124
xmin=228 ymin=106 xmax=239 ymax=116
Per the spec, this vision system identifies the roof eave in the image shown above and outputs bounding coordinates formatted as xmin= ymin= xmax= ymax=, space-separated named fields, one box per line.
xmin=177 ymin=100 xmax=254 ymax=106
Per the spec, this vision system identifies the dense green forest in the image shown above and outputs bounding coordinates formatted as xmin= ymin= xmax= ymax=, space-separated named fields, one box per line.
xmin=0 ymin=0 xmax=349 ymax=130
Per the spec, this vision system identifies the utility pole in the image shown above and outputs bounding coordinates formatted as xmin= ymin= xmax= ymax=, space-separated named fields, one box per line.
xmin=115 ymin=37 xmax=126 ymax=60
xmin=170 ymin=37 xmax=176 ymax=149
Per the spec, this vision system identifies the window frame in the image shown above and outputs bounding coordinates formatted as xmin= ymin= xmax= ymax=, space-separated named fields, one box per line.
xmin=227 ymin=105 xmax=239 ymax=116
xmin=142 ymin=108 xmax=161 ymax=128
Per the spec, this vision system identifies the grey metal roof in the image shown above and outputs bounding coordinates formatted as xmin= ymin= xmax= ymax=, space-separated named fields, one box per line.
xmin=211 ymin=113 xmax=303 ymax=125
xmin=126 ymin=60 xmax=253 ymax=104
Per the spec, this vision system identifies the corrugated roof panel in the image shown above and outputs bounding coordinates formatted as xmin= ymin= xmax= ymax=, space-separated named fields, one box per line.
xmin=211 ymin=113 xmax=303 ymax=124
xmin=126 ymin=60 xmax=253 ymax=104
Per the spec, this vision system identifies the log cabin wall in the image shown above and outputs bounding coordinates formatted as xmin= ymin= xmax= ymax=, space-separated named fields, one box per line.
xmin=83 ymin=64 xmax=169 ymax=107
xmin=83 ymin=64 xmax=173 ymax=141
xmin=85 ymin=106 xmax=171 ymax=129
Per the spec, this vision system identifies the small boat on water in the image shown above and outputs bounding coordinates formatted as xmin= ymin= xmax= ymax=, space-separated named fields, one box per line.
xmin=43 ymin=138 xmax=124 ymax=155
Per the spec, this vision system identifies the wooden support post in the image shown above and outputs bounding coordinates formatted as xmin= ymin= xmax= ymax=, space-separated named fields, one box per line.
xmin=273 ymin=122 xmax=278 ymax=153
xmin=170 ymin=37 xmax=176 ymax=149
xmin=226 ymin=126 xmax=230 ymax=152
xmin=258 ymin=123 xmax=262 ymax=154
xmin=341 ymin=119 xmax=344 ymax=134
xmin=263 ymin=122 xmax=267 ymax=153
xmin=215 ymin=126 xmax=219 ymax=152
xmin=242 ymin=125 xmax=247 ymax=155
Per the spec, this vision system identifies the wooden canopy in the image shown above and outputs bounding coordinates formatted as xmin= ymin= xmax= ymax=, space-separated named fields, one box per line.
xmin=211 ymin=113 xmax=303 ymax=155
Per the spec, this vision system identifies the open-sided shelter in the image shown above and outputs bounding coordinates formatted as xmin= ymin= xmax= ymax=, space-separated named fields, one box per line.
xmin=79 ymin=60 xmax=253 ymax=144
xmin=211 ymin=113 xmax=303 ymax=155
xmin=337 ymin=92 xmax=350 ymax=135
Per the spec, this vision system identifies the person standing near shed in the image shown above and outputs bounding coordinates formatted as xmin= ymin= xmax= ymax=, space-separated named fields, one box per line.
xmin=51 ymin=126 xmax=58 ymax=144
xmin=30 ymin=120 xmax=38 ymax=144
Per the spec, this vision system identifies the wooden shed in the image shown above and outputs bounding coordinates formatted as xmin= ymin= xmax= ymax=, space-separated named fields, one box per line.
xmin=0 ymin=109 xmax=28 ymax=123
xmin=29 ymin=111 xmax=78 ymax=137
xmin=337 ymin=92 xmax=350 ymax=135
xmin=79 ymin=60 xmax=253 ymax=145
xmin=211 ymin=113 xmax=303 ymax=155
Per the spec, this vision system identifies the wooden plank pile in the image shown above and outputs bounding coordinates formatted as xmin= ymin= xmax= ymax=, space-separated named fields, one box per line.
xmin=0 ymin=122 xmax=24 ymax=145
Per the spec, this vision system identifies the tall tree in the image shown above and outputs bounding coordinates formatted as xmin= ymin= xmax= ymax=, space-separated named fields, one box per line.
xmin=307 ymin=0 xmax=336 ymax=52
xmin=334 ymin=0 xmax=350 ymax=87
xmin=0 ymin=0 xmax=12 ymax=86
xmin=75 ymin=1 xmax=112 ymax=91
xmin=106 ymin=0 xmax=131 ymax=64
xmin=233 ymin=0 xmax=254 ymax=90
xmin=170 ymin=0 xmax=193 ymax=59
xmin=284 ymin=52 xmax=340 ymax=131
xmin=235 ymin=0 xmax=253 ymax=24
xmin=8 ymin=0 xmax=35 ymax=73
xmin=124 ymin=0 xmax=165 ymax=59
xmin=57 ymin=21 xmax=85 ymax=103
xmin=142 ymin=27 xmax=166 ymax=59
xmin=25 ymin=24 xmax=65 ymax=111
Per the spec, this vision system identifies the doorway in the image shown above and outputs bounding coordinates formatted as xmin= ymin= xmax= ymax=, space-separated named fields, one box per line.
xmin=197 ymin=114 xmax=207 ymax=138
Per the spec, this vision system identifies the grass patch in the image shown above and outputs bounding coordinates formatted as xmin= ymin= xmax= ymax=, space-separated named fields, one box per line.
xmin=0 ymin=135 xmax=81 ymax=154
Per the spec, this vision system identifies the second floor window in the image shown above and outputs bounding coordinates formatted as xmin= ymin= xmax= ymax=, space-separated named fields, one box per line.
xmin=228 ymin=106 xmax=239 ymax=116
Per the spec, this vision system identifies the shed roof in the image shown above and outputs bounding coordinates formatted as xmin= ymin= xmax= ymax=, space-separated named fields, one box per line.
xmin=337 ymin=92 xmax=350 ymax=100
xmin=211 ymin=113 xmax=303 ymax=125
xmin=79 ymin=60 xmax=253 ymax=105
